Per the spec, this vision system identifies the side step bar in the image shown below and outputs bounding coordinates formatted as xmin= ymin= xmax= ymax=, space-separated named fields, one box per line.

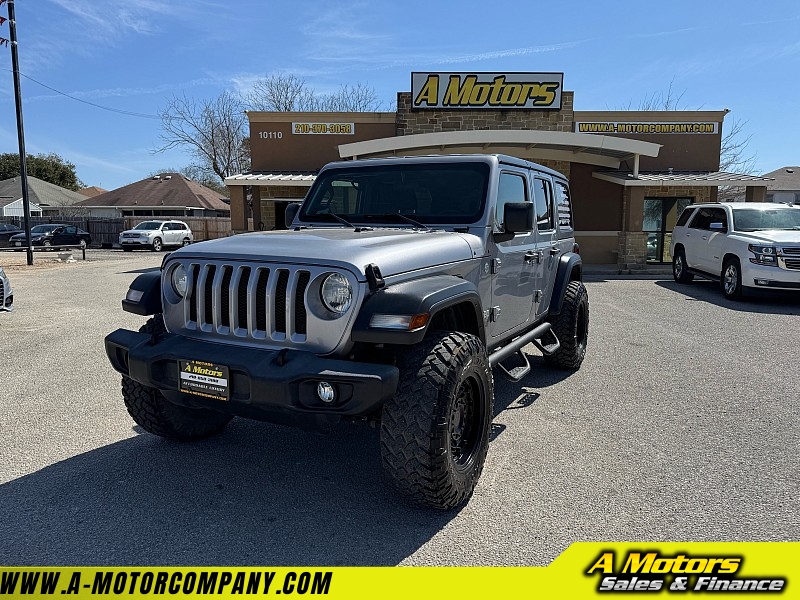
xmin=488 ymin=322 xmax=560 ymax=369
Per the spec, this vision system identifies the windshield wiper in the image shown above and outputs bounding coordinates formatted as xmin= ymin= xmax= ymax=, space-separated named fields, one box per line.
xmin=364 ymin=213 xmax=429 ymax=230
xmin=313 ymin=211 xmax=355 ymax=228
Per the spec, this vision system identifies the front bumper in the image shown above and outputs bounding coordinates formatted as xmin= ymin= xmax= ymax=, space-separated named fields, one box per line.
xmin=120 ymin=238 xmax=152 ymax=246
xmin=741 ymin=261 xmax=800 ymax=291
xmin=105 ymin=329 xmax=399 ymax=428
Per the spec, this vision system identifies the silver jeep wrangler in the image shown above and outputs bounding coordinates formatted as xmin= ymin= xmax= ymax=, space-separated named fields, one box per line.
xmin=105 ymin=154 xmax=588 ymax=510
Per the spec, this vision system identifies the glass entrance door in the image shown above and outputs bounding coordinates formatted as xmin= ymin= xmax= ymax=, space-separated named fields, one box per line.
xmin=643 ymin=197 xmax=692 ymax=263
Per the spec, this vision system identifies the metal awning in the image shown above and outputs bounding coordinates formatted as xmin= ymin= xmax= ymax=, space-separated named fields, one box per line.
xmin=593 ymin=170 xmax=775 ymax=187
xmin=338 ymin=130 xmax=662 ymax=170
xmin=225 ymin=171 xmax=317 ymax=187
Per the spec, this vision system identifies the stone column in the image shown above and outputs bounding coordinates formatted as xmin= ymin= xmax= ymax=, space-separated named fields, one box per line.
xmin=617 ymin=187 xmax=648 ymax=271
xmin=251 ymin=186 xmax=262 ymax=230
xmin=228 ymin=185 xmax=247 ymax=232
xmin=745 ymin=186 xmax=766 ymax=202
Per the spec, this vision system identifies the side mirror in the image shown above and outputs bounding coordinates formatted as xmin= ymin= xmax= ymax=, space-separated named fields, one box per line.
xmin=709 ymin=222 xmax=726 ymax=231
xmin=493 ymin=203 xmax=533 ymax=243
xmin=504 ymin=202 xmax=533 ymax=233
xmin=285 ymin=203 xmax=301 ymax=227
xmin=52 ymin=227 xmax=64 ymax=234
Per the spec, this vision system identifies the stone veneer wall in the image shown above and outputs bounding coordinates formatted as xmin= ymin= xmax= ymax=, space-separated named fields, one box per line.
xmin=396 ymin=91 xmax=575 ymax=135
xmin=256 ymin=185 xmax=307 ymax=229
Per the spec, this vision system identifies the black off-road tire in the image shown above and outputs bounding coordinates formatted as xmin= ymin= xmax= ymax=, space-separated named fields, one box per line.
xmin=672 ymin=248 xmax=694 ymax=283
xmin=544 ymin=280 xmax=589 ymax=370
xmin=380 ymin=332 xmax=493 ymax=510
xmin=122 ymin=315 xmax=232 ymax=440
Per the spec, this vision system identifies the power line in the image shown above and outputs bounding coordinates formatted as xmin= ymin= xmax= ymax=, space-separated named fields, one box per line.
xmin=2 ymin=69 xmax=161 ymax=119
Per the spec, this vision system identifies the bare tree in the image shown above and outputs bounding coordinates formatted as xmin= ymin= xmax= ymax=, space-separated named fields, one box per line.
xmin=246 ymin=75 xmax=385 ymax=112
xmin=156 ymin=91 xmax=250 ymax=182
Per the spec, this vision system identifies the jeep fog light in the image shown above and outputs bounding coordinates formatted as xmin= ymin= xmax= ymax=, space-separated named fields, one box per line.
xmin=171 ymin=264 xmax=188 ymax=297
xmin=370 ymin=313 xmax=430 ymax=331
xmin=320 ymin=273 xmax=352 ymax=314
xmin=317 ymin=381 xmax=335 ymax=403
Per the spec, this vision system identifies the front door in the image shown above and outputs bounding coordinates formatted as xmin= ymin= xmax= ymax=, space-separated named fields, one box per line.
xmin=643 ymin=197 xmax=692 ymax=263
xmin=490 ymin=171 xmax=537 ymax=339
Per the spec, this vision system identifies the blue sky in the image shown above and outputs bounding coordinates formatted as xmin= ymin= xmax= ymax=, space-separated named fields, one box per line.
xmin=1 ymin=0 xmax=798 ymax=190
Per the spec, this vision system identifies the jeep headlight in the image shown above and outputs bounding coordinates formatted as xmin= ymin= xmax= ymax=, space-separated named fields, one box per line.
xmin=171 ymin=264 xmax=188 ymax=297
xmin=748 ymin=244 xmax=778 ymax=266
xmin=320 ymin=273 xmax=352 ymax=314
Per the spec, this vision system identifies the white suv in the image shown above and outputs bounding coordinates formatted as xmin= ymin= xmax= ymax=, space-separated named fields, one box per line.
xmin=119 ymin=220 xmax=193 ymax=252
xmin=670 ymin=202 xmax=800 ymax=300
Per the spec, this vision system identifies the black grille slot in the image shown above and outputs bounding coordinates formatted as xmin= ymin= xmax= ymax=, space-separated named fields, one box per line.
xmin=294 ymin=271 xmax=311 ymax=335
xmin=203 ymin=265 xmax=216 ymax=326
xmin=189 ymin=265 xmax=199 ymax=323
xmin=237 ymin=267 xmax=251 ymax=329
xmin=220 ymin=266 xmax=233 ymax=327
xmin=275 ymin=270 xmax=289 ymax=333
xmin=785 ymin=258 xmax=800 ymax=270
xmin=255 ymin=269 xmax=269 ymax=331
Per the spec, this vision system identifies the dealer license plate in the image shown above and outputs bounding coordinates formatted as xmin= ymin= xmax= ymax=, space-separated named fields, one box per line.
xmin=179 ymin=359 xmax=230 ymax=400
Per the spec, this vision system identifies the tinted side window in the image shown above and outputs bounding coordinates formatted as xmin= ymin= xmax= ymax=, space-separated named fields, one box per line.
xmin=495 ymin=172 xmax=528 ymax=231
xmin=532 ymin=178 xmax=554 ymax=231
xmin=554 ymin=181 xmax=573 ymax=230
xmin=65 ymin=226 xmax=77 ymax=234
xmin=676 ymin=208 xmax=694 ymax=227
xmin=689 ymin=207 xmax=728 ymax=230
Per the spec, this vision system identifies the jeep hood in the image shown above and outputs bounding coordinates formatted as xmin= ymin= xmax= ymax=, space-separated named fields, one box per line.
xmin=170 ymin=228 xmax=484 ymax=279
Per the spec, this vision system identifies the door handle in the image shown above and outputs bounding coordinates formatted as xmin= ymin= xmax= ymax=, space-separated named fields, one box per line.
xmin=702 ymin=236 xmax=708 ymax=240
xmin=524 ymin=251 xmax=540 ymax=264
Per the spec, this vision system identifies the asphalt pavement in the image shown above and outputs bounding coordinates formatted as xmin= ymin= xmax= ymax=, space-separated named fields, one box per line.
xmin=0 ymin=250 xmax=798 ymax=566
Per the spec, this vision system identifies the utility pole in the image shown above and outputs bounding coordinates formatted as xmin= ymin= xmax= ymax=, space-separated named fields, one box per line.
xmin=6 ymin=0 xmax=34 ymax=265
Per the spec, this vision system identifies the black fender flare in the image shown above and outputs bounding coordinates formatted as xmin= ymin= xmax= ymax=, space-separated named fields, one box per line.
xmin=351 ymin=275 xmax=485 ymax=345
xmin=121 ymin=270 xmax=162 ymax=316
xmin=549 ymin=253 xmax=583 ymax=317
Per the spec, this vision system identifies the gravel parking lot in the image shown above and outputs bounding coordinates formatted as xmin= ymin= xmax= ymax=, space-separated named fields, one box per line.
xmin=0 ymin=250 xmax=798 ymax=566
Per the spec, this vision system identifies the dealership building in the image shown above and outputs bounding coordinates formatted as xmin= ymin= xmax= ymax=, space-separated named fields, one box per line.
xmin=225 ymin=72 xmax=772 ymax=268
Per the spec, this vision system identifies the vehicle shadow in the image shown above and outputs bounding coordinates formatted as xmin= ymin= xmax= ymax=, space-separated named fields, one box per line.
xmin=656 ymin=279 xmax=800 ymax=315
xmin=0 ymin=419 xmax=456 ymax=566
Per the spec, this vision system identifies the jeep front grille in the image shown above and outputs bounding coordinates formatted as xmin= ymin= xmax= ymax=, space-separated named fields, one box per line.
xmin=164 ymin=260 xmax=360 ymax=354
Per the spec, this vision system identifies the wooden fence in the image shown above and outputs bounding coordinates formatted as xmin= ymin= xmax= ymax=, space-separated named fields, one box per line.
xmin=1 ymin=216 xmax=236 ymax=247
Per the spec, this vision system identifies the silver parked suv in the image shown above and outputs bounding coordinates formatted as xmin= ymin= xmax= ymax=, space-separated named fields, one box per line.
xmin=670 ymin=202 xmax=800 ymax=299
xmin=119 ymin=220 xmax=193 ymax=252
xmin=104 ymin=155 xmax=589 ymax=509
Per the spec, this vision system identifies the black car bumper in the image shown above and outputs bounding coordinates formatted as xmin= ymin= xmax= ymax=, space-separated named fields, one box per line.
xmin=105 ymin=329 xmax=399 ymax=429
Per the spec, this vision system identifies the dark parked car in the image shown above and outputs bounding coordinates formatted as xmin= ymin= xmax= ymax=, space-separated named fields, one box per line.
xmin=9 ymin=224 xmax=92 ymax=250
xmin=0 ymin=223 xmax=23 ymax=246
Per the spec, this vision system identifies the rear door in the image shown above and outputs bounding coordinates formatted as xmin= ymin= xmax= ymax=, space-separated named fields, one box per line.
xmin=490 ymin=170 xmax=537 ymax=338
xmin=530 ymin=175 xmax=557 ymax=319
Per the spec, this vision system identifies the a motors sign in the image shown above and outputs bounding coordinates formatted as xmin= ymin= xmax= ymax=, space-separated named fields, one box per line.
xmin=411 ymin=72 xmax=563 ymax=110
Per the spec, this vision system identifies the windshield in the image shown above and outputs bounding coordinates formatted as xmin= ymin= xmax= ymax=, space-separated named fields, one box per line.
xmin=299 ymin=163 xmax=490 ymax=225
xmin=733 ymin=208 xmax=800 ymax=231
xmin=30 ymin=225 xmax=59 ymax=234
xmin=133 ymin=221 xmax=163 ymax=231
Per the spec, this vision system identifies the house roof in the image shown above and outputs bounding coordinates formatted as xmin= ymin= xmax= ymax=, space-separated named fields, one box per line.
xmin=0 ymin=176 xmax=88 ymax=207
xmin=761 ymin=166 xmax=800 ymax=191
xmin=78 ymin=186 xmax=108 ymax=197
xmin=76 ymin=173 xmax=230 ymax=210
